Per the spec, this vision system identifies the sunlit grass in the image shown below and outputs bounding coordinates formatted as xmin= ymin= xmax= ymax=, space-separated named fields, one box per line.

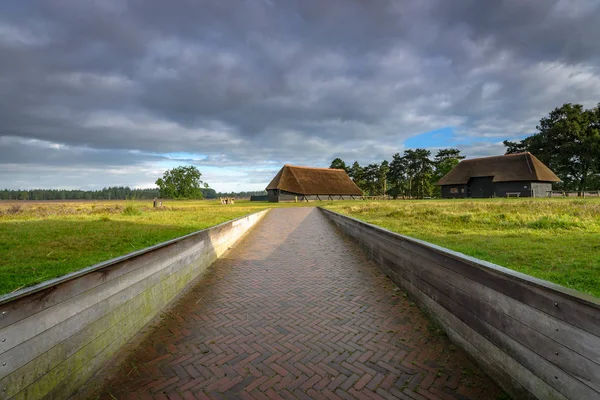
xmin=0 ymin=199 xmax=308 ymax=295
xmin=324 ymin=198 xmax=600 ymax=297
xmin=2 ymin=198 xmax=600 ymax=298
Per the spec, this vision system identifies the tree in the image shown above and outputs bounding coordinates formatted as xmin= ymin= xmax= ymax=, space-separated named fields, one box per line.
xmin=349 ymin=161 xmax=366 ymax=191
xmin=402 ymin=150 xmax=420 ymax=198
xmin=431 ymin=149 xmax=465 ymax=197
xmin=378 ymin=160 xmax=390 ymax=196
xmin=362 ymin=163 xmax=381 ymax=195
xmin=387 ymin=153 xmax=407 ymax=199
xmin=155 ymin=166 xmax=207 ymax=199
xmin=329 ymin=158 xmax=348 ymax=172
xmin=504 ymin=103 xmax=600 ymax=192
xmin=413 ymin=149 xmax=434 ymax=198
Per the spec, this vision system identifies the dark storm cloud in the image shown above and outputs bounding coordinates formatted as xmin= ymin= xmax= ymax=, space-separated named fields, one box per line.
xmin=0 ymin=136 xmax=166 ymax=166
xmin=0 ymin=0 xmax=599 ymax=189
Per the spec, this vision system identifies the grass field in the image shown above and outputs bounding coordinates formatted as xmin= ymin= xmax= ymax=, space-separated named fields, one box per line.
xmin=0 ymin=200 xmax=308 ymax=295
xmin=1 ymin=198 xmax=599 ymax=298
xmin=325 ymin=199 xmax=600 ymax=298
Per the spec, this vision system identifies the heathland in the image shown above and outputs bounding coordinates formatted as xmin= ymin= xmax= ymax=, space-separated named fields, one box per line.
xmin=0 ymin=200 xmax=288 ymax=295
xmin=1 ymin=198 xmax=599 ymax=297
xmin=325 ymin=199 xmax=600 ymax=297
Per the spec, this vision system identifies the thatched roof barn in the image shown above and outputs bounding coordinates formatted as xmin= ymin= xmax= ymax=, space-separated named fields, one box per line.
xmin=266 ymin=165 xmax=362 ymax=202
xmin=437 ymin=152 xmax=560 ymax=198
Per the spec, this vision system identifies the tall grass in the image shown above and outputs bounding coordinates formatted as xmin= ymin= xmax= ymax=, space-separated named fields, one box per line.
xmin=122 ymin=197 xmax=142 ymax=216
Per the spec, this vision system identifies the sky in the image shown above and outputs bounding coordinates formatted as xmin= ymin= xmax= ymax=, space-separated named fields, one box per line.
xmin=1 ymin=1 xmax=599 ymax=192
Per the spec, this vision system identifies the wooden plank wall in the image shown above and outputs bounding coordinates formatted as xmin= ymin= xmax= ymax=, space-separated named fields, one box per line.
xmin=320 ymin=208 xmax=600 ymax=400
xmin=0 ymin=209 xmax=269 ymax=400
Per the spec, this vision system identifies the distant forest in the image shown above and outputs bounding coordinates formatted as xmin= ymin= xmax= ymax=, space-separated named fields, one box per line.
xmin=0 ymin=187 xmax=267 ymax=201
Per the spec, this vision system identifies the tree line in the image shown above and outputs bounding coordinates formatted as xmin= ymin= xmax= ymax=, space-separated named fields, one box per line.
xmin=330 ymin=148 xmax=465 ymax=199
xmin=334 ymin=103 xmax=600 ymax=197
xmin=504 ymin=103 xmax=600 ymax=192
xmin=0 ymin=187 xmax=158 ymax=201
xmin=0 ymin=186 xmax=267 ymax=201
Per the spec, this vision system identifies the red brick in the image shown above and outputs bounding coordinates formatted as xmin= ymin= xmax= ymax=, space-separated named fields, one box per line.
xmin=81 ymin=208 xmax=503 ymax=400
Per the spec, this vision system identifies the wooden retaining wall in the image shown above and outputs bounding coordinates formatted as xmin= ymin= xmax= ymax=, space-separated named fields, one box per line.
xmin=320 ymin=208 xmax=600 ymax=400
xmin=0 ymin=209 xmax=269 ymax=400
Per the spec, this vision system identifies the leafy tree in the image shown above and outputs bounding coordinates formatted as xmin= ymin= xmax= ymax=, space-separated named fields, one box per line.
xmin=155 ymin=166 xmax=207 ymax=199
xmin=329 ymin=158 xmax=348 ymax=172
xmin=504 ymin=103 xmax=600 ymax=192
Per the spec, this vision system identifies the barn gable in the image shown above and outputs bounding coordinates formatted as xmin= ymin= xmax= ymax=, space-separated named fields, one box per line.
xmin=437 ymin=152 xmax=560 ymax=186
xmin=266 ymin=165 xmax=362 ymax=196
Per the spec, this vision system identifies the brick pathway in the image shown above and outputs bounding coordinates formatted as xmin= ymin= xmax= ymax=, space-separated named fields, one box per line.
xmin=84 ymin=208 xmax=503 ymax=400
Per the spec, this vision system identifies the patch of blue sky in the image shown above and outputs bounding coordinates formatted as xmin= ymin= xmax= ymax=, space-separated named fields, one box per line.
xmin=404 ymin=127 xmax=527 ymax=148
xmin=404 ymin=127 xmax=455 ymax=148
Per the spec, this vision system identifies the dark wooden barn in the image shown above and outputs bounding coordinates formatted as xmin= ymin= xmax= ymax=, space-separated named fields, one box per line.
xmin=437 ymin=152 xmax=560 ymax=198
xmin=266 ymin=165 xmax=363 ymax=202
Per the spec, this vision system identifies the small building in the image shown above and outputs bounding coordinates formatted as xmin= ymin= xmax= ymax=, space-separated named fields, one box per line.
xmin=437 ymin=152 xmax=560 ymax=198
xmin=266 ymin=165 xmax=362 ymax=202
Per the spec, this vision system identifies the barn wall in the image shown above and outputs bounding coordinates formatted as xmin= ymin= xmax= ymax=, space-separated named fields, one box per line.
xmin=268 ymin=190 xmax=361 ymax=202
xmin=531 ymin=182 xmax=553 ymax=198
xmin=493 ymin=181 xmax=533 ymax=197
xmin=250 ymin=195 xmax=268 ymax=202
xmin=441 ymin=185 xmax=467 ymax=198
xmin=267 ymin=189 xmax=279 ymax=202
xmin=320 ymin=208 xmax=600 ymax=400
xmin=468 ymin=176 xmax=495 ymax=198
xmin=0 ymin=210 xmax=269 ymax=400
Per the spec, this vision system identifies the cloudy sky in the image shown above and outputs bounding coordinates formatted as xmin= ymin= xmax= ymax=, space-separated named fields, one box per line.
xmin=1 ymin=0 xmax=599 ymax=192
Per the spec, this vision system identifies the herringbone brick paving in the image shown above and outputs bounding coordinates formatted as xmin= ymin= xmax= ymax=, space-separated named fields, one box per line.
xmin=83 ymin=208 xmax=503 ymax=400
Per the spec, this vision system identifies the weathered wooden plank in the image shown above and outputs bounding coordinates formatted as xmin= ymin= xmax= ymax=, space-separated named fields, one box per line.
xmin=369 ymin=237 xmax=600 ymax=370
xmin=11 ymin=267 xmax=191 ymax=400
xmin=0 ymin=239 xmax=207 ymax=356
xmin=323 ymin=210 xmax=600 ymax=335
xmin=0 ymin=243 xmax=212 ymax=382
xmin=376 ymin=244 xmax=600 ymax=394
xmin=0 ymin=210 xmax=265 ymax=326
xmin=377 ymin=261 xmax=567 ymax=400
xmin=5 ymin=212 xmax=264 ymax=398
xmin=378 ymin=256 xmax=597 ymax=400
xmin=322 ymin=209 xmax=600 ymax=400
xmin=0 ymin=209 xmax=269 ymax=400
xmin=392 ymin=235 xmax=600 ymax=335
xmin=0 ymin=233 xmax=196 ymax=330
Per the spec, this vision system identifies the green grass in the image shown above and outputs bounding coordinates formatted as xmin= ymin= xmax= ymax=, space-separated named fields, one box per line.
xmin=324 ymin=198 xmax=600 ymax=298
xmin=2 ymin=198 xmax=600 ymax=298
xmin=0 ymin=200 xmax=308 ymax=295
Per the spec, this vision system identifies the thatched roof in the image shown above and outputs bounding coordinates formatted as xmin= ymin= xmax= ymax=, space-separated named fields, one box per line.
xmin=437 ymin=152 xmax=560 ymax=185
xmin=266 ymin=165 xmax=363 ymax=195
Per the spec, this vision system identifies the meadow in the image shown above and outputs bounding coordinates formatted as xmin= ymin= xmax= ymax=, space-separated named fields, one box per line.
xmin=325 ymin=198 xmax=600 ymax=297
xmin=0 ymin=200 xmax=294 ymax=295
xmin=1 ymin=198 xmax=599 ymax=298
